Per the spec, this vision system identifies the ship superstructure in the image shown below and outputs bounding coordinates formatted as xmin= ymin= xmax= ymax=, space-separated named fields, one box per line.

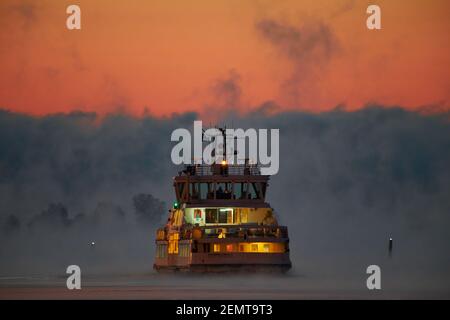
xmin=153 ymin=128 xmax=291 ymax=272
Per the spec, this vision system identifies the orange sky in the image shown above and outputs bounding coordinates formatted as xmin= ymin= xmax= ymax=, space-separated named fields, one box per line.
xmin=0 ymin=0 xmax=449 ymax=116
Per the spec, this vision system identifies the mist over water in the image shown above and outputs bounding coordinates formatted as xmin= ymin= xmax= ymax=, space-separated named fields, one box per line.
xmin=0 ymin=107 xmax=449 ymax=297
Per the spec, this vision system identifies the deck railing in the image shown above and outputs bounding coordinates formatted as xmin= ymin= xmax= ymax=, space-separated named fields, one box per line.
xmin=182 ymin=164 xmax=261 ymax=176
xmin=155 ymin=225 xmax=288 ymax=241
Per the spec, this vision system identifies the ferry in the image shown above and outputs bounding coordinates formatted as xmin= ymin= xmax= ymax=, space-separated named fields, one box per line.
xmin=153 ymin=128 xmax=291 ymax=272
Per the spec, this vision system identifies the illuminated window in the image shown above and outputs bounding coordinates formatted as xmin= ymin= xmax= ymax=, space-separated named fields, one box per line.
xmin=218 ymin=208 xmax=233 ymax=224
xmin=240 ymin=210 xmax=248 ymax=223
xmin=168 ymin=233 xmax=179 ymax=254
xmin=226 ymin=244 xmax=233 ymax=252
xmin=236 ymin=242 xmax=285 ymax=253
xmin=218 ymin=209 xmax=228 ymax=223
xmin=206 ymin=209 xmax=218 ymax=223
xmin=213 ymin=244 xmax=220 ymax=253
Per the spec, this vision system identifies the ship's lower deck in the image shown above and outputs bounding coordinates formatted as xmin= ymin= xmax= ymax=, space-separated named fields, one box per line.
xmin=154 ymin=238 xmax=292 ymax=273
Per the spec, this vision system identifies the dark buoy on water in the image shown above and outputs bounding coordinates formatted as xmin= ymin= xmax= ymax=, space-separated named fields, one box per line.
xmin=388 ymin=237 xmax=393 ymax=258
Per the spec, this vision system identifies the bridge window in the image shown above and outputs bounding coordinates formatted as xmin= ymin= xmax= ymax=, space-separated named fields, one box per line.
xmin=189 ymin=182 xmax=213 ymax=200
xmin=200 ymin=183 xmax=210 ymax=199
xmin=248 ymin=183 xmax=261 ymax=199
xmin=186 ymin=181 xmax=266 ymax=201
xmin=176 ymin=183 xmax=185 ymax=200
xmin=232 ymin=182 xmax=265 ymax=200
xmin=215 ymin=182 xmax=232 ymax=199
xmin=233 ymin=182 xmax=247 ymax=199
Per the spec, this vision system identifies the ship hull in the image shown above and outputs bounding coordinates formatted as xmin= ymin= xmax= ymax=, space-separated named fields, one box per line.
xmin=154 ymin=251 xmax=292 ymax=273
xmin=154 ymin=263 xmax=291 ymax=273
